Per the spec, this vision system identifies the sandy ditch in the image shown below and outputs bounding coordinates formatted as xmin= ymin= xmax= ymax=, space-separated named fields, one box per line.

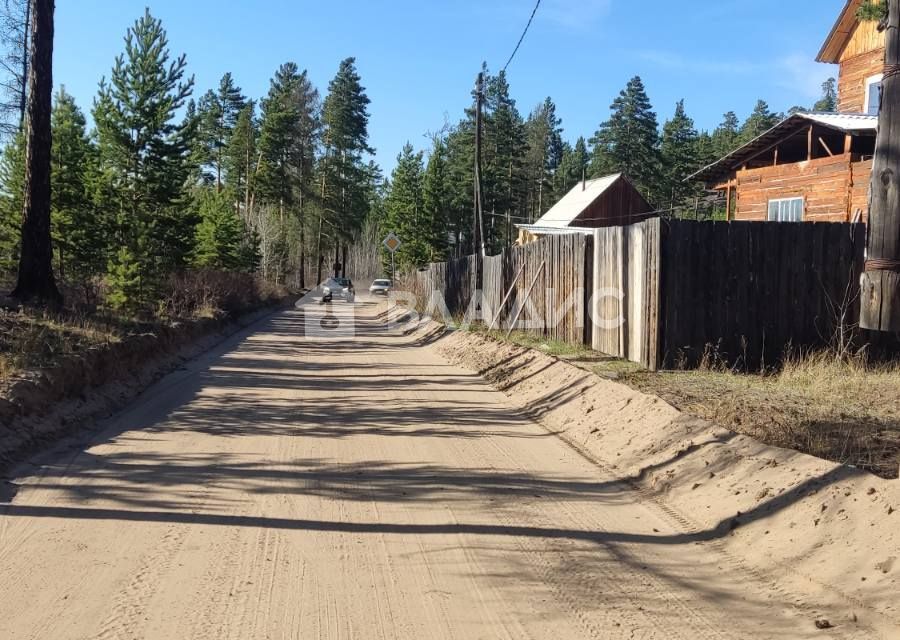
xmin=0 ymin=302 xmax=289 ymax=474
xmin=432 ymin=326 xmax=900 ymax=637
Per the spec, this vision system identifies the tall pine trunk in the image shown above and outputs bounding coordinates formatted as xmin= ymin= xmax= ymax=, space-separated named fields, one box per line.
xmin=12 ymin=0 xmax=60 ymax=305
xmin=316 ymin=172 xmax=325 ymax=286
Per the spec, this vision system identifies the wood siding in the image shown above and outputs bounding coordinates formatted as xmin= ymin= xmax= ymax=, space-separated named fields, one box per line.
xmin=839 ymin=48 xmax=885 ymax=112
xmin=733 ymin=155 xmax=860 ymax=222
xmin=839 ymin=17 xmax=885 ymax=61
xmin=850 ymin=158 xmax=872 ymax=222
xmin=569 ymin=178 xmax=653 ymax=228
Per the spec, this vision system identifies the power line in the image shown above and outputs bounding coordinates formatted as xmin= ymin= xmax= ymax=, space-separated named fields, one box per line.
xmin=503 ymin=0 xmax=541 ymax=72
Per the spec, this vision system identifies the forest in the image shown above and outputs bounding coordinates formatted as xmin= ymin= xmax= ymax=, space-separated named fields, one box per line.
xmin=0 ymin=5 xmax=840 ymax=312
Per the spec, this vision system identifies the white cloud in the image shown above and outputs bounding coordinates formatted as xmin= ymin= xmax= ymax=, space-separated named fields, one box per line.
xmin=635 ymin=50 xmax=833 ymax=101
xmin=775 ymin=54 xmax=833 ymax=100
xmin=539 ymin=0 xmax=612 ymax=30
xmin=636 ymin=50 xmax=761 ymax=75
xmin=484 ymin=0 xmax=611 ymax=32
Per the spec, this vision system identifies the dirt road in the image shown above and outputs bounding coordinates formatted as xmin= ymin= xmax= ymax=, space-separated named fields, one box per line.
xmin=0 ymin=300 xmax=853 ymax=639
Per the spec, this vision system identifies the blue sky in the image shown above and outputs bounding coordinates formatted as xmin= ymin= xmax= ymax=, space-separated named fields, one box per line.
xmin=55 ymin=0 xmax=844 ymax=171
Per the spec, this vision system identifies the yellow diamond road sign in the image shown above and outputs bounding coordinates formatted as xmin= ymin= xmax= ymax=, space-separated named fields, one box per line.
xmin=383 ymin=233 xmax=402 ymax=253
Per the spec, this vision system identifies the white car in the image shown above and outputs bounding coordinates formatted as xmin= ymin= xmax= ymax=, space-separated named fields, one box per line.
xmin=368 ymin=278 xmax=392 ymax=296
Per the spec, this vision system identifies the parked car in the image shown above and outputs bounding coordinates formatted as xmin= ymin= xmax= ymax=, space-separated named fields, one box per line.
xmin=322 ymin=277 xmax=355 ymax=303
xmin=369 ymin=278 xmax=392 ymax=296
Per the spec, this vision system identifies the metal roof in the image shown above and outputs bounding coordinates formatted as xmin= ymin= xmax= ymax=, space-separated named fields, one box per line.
xmin=529 ymin=173 xmax=623 ymax=228
xmin=802 ymin=111 xmax=879 ymax=130
xmin=689 ymin=112 xmax=878 ymax=185
xmin=514 ymin=225 xmax=596 ymax=236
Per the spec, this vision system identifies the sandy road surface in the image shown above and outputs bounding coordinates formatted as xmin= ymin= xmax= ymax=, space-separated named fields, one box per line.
xmin=0 ymin=299 xmax=850 ymax=639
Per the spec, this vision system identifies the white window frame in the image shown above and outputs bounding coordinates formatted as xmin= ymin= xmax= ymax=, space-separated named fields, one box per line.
xmin=865 ymin=73 xmax=883 ymax=115
xmin=767 ymin=197 xmax=804 ymax=222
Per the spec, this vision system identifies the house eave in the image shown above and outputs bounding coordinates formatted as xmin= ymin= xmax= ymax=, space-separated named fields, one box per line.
xmin=816 ymin=0 xmax=863 ymax=63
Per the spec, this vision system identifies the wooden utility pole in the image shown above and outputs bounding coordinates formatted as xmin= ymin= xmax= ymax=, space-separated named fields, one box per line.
xmin=473 ymin=73 xmax=486 ymax=256
xmin=11 ymin=0 xmax=60 ymax=306
xmin=473 ymin=72 xmax=486 ymax=294
xmin=861 ymin=0 xmax=900 ymax=331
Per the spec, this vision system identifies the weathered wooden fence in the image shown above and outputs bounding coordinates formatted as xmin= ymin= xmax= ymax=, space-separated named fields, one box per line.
xmin=408 ymin=255 xmax=478 ymax=318
xmin=497 ymin=234 xmax=593 ymax=344
xmin=403 ymin=219 xmax=868 ymax=371
xmin=592 ymin=219 xmax=661 ymax=368
xmin=658 ymin=220 xmax=866 ymax=369
xmin=406 ymin=234 xmax=592 ymax=344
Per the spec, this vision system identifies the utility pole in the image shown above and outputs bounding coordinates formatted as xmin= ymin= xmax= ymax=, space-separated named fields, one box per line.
xmin=861 ymin=0 xmax=900 ymax=331
xmin=473 ymin=72 xmax=486 ymax=292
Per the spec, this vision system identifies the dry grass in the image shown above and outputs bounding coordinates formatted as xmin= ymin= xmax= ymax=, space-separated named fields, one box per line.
xmin=492 ymin=330 xmax=594 ymax=359
xmin=621 ymin=351 xmax=900 ymax=479
xmin=469 ymin=325 xmax=900 ymax=479
xmin=0 ymin=270 xmax=289 ymax=384
xmin=160 ymin=271 xmax=287 ymax=320
xmin=0 ymin=310 xmax=124 ymax=381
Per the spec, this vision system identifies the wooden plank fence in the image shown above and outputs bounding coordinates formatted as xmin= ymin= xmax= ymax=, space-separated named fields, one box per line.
xmin=488 ymin=234 xmax=593 ymax=344
xmin=659 ymin=220 xmax=866 ymax=369
xmin=402 ymin=218 xmax=868 ymax=372
xmin=592 ymin=218 xmax=661 ymax=369
xmin=404 ymin=234 xmax=592 ymax=344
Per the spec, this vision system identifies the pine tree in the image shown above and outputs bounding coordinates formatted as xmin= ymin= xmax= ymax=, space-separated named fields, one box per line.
xmin=694 ymin=131 xmax=718 ymax=172
xmin=589 ymin=76 xmax=660 ymax=203
xmin=256 ymin=62 xmax=320 ymax=285
xmin=0 ymin=0 xmax=30 ymax=138
xmin=813 ymin=78 xmax=837 ymax=112
xmin=483 ymin=69 xmax=527 ymax=252
xmin=258 ymin=64 xmax=307 ymax=210
xmin=712 ymin=111 xmax=741 ymax=156
xmin=320 ymin=57 xmax=372 ymax=266
xmin=106 ymin=245 xmax=142 ymax=313
xmin=12 ymin=0 xmax=60 ymax=304
xmin=421 ymin=137 xmax=450 ymax=262
xmin=523 ymin=97 xmax=564 ymax=221
xmin=0 ymin=131 xmax=24 ymax=274
xmin=857 ymin=0 xmax=887 ymax=21
xmin=739 ymin=100 xmax=782 ymax=143
xmin=196 ymin=73 xmax=246 ymax=190
xmin=93 ymin=9 xmax=195 ymax=306
xmin=553 ymin=136 xmax=589 ymax=200
xmin=443 ymin=121 xmax=476 ymax=253
xmin=193 ymin=189 xmax=245 ymax=270
xmin=51 ymin=88 xmax=102 ymax=282
xmin=225 ymin=101 xmax=257 ymax=216
xmin=384 ymin=143 xmax=425 ymax=268
xmin=659 ymin=100 xmax=700 ymax=209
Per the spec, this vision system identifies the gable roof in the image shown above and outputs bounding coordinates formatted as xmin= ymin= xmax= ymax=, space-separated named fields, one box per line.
xmin=818 ymin=0 xmax=863 ymax=63
xmin=690 ymin=112 xmax=878 ymax=184
xmin=529 ymin=173 xmax=623 ymax=229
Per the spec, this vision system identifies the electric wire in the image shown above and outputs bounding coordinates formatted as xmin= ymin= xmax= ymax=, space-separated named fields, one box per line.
xmin=503 ymin=0 xmax=541 ymax=72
